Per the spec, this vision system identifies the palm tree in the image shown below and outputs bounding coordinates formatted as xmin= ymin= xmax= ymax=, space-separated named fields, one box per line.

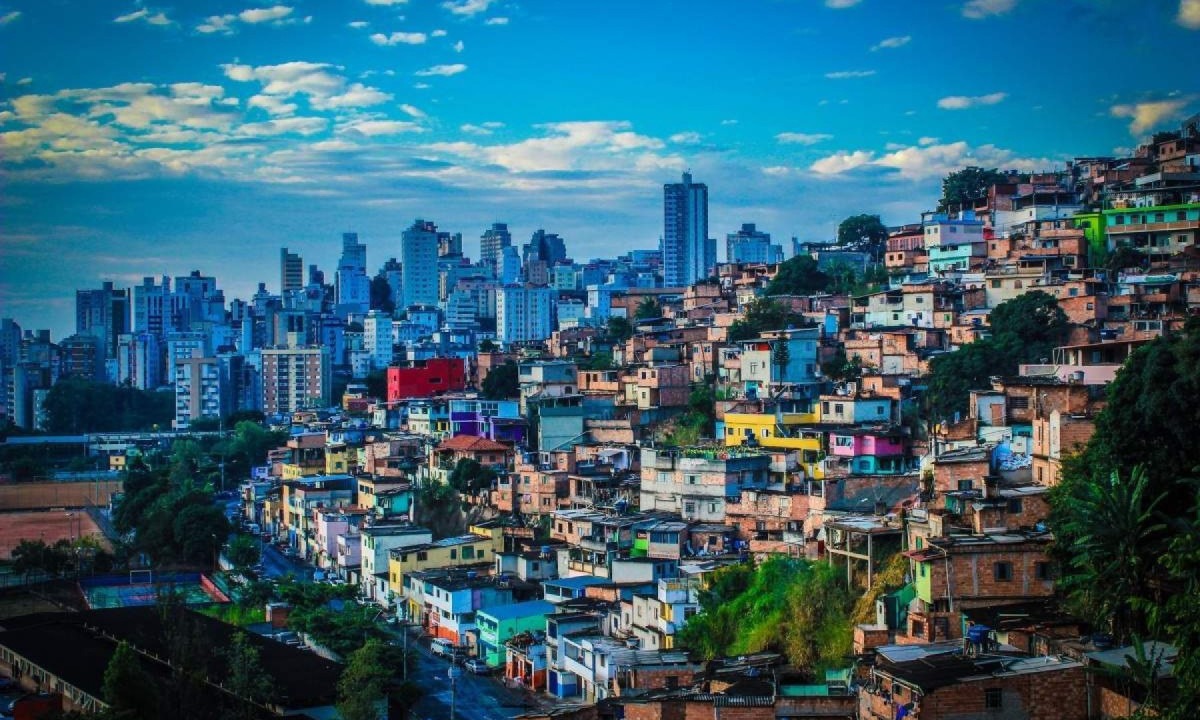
xmin=1058 ymin=465 xmax=1168 ymax=641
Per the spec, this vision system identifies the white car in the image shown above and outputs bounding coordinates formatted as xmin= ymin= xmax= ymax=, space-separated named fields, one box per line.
xmin=463 ymin=658 xmax=490 ymax=675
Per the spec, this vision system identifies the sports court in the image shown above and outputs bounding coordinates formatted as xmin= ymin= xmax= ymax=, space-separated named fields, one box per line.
xmin=0 ymin=510 xmax=112 ymax=560
xmin=79 ymin=572 xmax=230 ymax=609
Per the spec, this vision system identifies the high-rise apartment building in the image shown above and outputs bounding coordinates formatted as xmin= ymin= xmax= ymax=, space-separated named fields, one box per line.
xmin=497 ymin=285 xmax=556 ymax=345
xmin=400 ymin=219 xmax=440 ymax=309
xmin=480 ymin=223 xmax=512 ymax=275
xmin=117 ymin=332 xmax=162 ymax=390
xmin=174 ymin=355 xmax=221 ymax=429
xmin=363 ymin=310 xmax=394 ymax=372
xmin=261 ymin=346 xmax=331 ymax=415
xmin=662 ymin=172 xmax=714 ymax=286
xmin=75 ymin=281 xmax=130 ymax=359
xmin=281 ymin=248 xmax=304 ymax=294
xmin=336 ymin=233 xmax=370 ymax=313
xmin=523 ymin=229 xmax=568 ymax=267
xmin=726 ymin=223 xmax=783 ymax=265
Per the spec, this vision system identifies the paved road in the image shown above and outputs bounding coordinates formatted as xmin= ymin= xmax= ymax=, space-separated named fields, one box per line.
xmin=393 ymin=625 xmax=552 ymax=720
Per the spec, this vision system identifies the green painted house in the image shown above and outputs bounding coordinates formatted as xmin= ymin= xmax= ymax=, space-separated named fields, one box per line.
xmin=475 ymin=599 xmax=556 ymax=667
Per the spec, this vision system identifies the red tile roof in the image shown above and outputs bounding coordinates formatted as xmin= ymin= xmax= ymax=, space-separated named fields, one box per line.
xmin=435 ymin=434 xmax=512 ymax=453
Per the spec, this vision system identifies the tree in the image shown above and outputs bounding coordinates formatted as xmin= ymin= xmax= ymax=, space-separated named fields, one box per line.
xmin=1106 ymin=245 xmax=1147 ymax=275
xmin=728 ymin=299 xmax=808 ymax=342
xmin=226 ymin=534 xmax=260 ymax=570
xmin=481 ymin=360 xmax=519 ymax=400
xmin=585 ymin=351 xmax=614 ymax=370
xmin=635 ymin=296 xmax=661 ymax=320
xmin=1053 ymin=466 xmax=1168 ymax=641
xmin=835 ymin=214 xmax=888 ymax=261
xmin=370 ymin=275 xmax=395 ymax=314
xmin=337 ymin=640 xmax=392 ymax=720
xmin=765 ymin=255 xmax=829 ymax=296
xmin=225 ymin=631 xmax=274 ymax=719
xmin=926 ymin=291 xmax=1068 ymax=420
xmin=478 ymin=338 xmax=497 ymax=353
xmin=607 ymin=316 xmax=633 ymax=343
xmin=172 ymin=503 xmax=229 ymax=565
xmin=771 ymin=339 xmax=791 ymax=380
xmin=102 ymin=641 xmax=158 ymax=720
xmin=448 ymin=457 xmax=497 ymax=495
xmin=937 ymin=166 xmax=1008 ymax=212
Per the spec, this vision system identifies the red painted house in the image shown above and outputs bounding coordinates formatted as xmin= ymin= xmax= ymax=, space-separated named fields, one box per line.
xmin=387 ymin=358 xmax=467 ymax=402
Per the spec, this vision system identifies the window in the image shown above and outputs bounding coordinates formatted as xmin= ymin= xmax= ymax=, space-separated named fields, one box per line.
xmin=417 ymin=551 xmax=428 ymax=561
xmin=985 ymin=688 xmax=1003 ymax=709
xmin=1007 ymin=498 xmax=1023 ymax=514
xmin=994 ymin=561 xmax=1013 ymax=581
xmin=911 ymin=620 xmax=925 ymax=638
xmin=687 ymin=474 xmax=698 ymax=485
xmin=450 ymin=549 xmax=457 ymax=560
xmin=463 ymin=546 xmax=475 ymax=560
xmin=1036 ymin=562 xmax=1054 ymax=581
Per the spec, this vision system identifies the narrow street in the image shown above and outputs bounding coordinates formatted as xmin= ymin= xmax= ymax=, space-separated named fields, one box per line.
xmin=390 ymin=625 xmax=551 ymax=720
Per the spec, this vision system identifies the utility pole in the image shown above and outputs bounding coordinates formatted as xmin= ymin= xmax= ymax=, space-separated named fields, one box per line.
xmin=448 ymin=665 xmax=460 ymax=720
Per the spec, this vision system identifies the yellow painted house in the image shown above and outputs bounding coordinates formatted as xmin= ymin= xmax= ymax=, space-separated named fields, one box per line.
xmin=723 ymin=411 xmax=826 ymax=480
xmin=387 ymin=533 xmax=495 ymax=600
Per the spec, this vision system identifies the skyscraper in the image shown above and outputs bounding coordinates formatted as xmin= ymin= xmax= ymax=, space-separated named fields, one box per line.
xmin=75 ymin=281 xmax=129 ymax=359
xmin=662 ymin=172 xmax=714 ymax=286
xmin=400 ymin=219 xmax=440 ymax=309
xmin=480 ymin=223 xmax=512 ymax=275
xmin=726 ymin=223 xmax=783 ymax=265
xmin=280 ymin=248 xmax=304 ymax=294
xmin=336 ymin=232 xmax=370 ymax=313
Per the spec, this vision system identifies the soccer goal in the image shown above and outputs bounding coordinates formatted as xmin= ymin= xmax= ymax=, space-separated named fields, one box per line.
xmin=129 ymin=569 xmax=153 ymax=585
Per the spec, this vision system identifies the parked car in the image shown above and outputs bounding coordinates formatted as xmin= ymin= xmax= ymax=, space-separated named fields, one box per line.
xmin=430 ymin=638 xmax=455 ymax=659
xmin=463 ymin=658 xmax=490 ymax=675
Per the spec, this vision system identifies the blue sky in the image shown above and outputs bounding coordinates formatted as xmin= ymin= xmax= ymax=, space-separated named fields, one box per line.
xmin=2 ymin=0 xmax=1198 ymax=338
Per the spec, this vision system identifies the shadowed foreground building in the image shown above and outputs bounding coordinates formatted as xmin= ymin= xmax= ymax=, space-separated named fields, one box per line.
xmin=0 ymin=607 xmax=341 ymax=717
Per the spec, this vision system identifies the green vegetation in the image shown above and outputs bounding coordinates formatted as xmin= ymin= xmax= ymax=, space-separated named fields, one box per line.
xmin=821 ymin=348 xmax=864 ymax=382
xmin=835 ymin=214 xmax=888 ymax=261
xmin=338 ymin=640 xmax=423 ymax=720
xmin=660 ymin=385 xmax=716 ymax=446
xmin=728 ymin=298 xmax=809 ymax=342
xmin=635 ymin=296 xmax=661 ymax=320
xmin=10 ymin=536 xmax=113 ymax=578
xmin=114 ymin=457 xmax=230 ymax=565
xmin=102 ymin=640 xmax=158 ymax=720
xmin=677 ymin=557 xmax=854 ymax=676
xmin=1049 ymin=319 xmax=1200 ymax=718
xmin=447 ymin=457 xmax=498 ymax=495
xmin=482 ymin=360 xmax=519 ymax=400
xmin=607 ymin=315 xmax=634 ymax=343
xmin=937 ymin=166 xmax=1009 ymax=212
xmin=584 ymin=351 xmax=614 ymax=370
xmin=765 ymin=255 xmax=829 ymax=297
xmin=926 ymin=290 xmax=1068 ymax=421
xmin=41 ymin=376 xmax=175 ymax=434
xmin=225 ymin=533 xmax=261 ymax=570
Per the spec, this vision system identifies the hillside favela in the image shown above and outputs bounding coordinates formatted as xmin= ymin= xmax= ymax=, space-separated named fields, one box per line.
xmin=1 ymin=2 xmax=1199 ymax=720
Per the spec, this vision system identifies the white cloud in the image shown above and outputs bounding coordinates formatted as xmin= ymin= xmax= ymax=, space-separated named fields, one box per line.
xmin=461 ymin=123 xmax=495 ymax=135
xmin=248 ymin=93 xmax=298 ymax=116
xmin=399 ymin=103 xmax=426 ymax=119
xmin=453 ymin=40 xmax=465 ymax=52
xmin=485 ymin=17 xmax=509 ymax=25
xmin=239 ymin=116 xmax=327 ymax=137
xmin=239 ymin=5 xmax=293 ymax=23
xmin=762 ymin=166 xmax=792 ymax=176
xmin=776 ymin=132 xmax=833 ymax=145
xmin=114 ymin=8 xmax=174 ymax=26
xmin=431 ymin=28 xmax=447 ymax=36
xmin=443 ymin=0 xmax=496 ymax=17
xmin=196 ymin=5 xmax=295 ymax=33
xmin=1179 ymin=0 xmax=1200 ymax=28
xmin=482 ymin=121 xmax=504 ymax=128
xmin=918 ymin=136 xmax=939 ymax=146
xmin=870 ymin=35 xmax=910 ymax=51
xmin=370 ymin=31 xmax=427 ymax=45
xmin=669 ymin=131 xmax=702 ymax=144
xmin=348 ymin=20 xmax=369 ymax=28
xmin=337 ymin=118 xmax=423 ymax=136
xmin=962 ymin=0 xmax=1016 ymax=19
xmin=415 ymin=63 xmax=468 ymax=77
xmin=810 ymin=151 xmax=874 ymax=175
xmin=809 ymin=140 xmax=1050 ymax=180
xmin=365 ymin=0 xmax=409 ymax=5
xmin=414 ymin=82 xmax=431 ymax=89
xmin=721 ymin=119 xmax=738 ymax=126
xmin=424 ymin=120 xmax=669 ymax=174
xmin=223 ymin=61 xmax=393 ymax=110
xmin=825 ymin=0 xmax=861 ymax=7
xmin=937 ymin=91 xmax=1007 ymax=109
xmin=0 ymin=10 xmax=21 ymax=25
xmin=1110 ymin=99 xmax=1191 ymax=135
xmin=825 ymin=70 xmax=876 ymax=79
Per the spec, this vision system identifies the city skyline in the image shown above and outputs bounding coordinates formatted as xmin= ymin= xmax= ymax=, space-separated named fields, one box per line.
xmin=3 ymin=0 xmax=1199 ymax=338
